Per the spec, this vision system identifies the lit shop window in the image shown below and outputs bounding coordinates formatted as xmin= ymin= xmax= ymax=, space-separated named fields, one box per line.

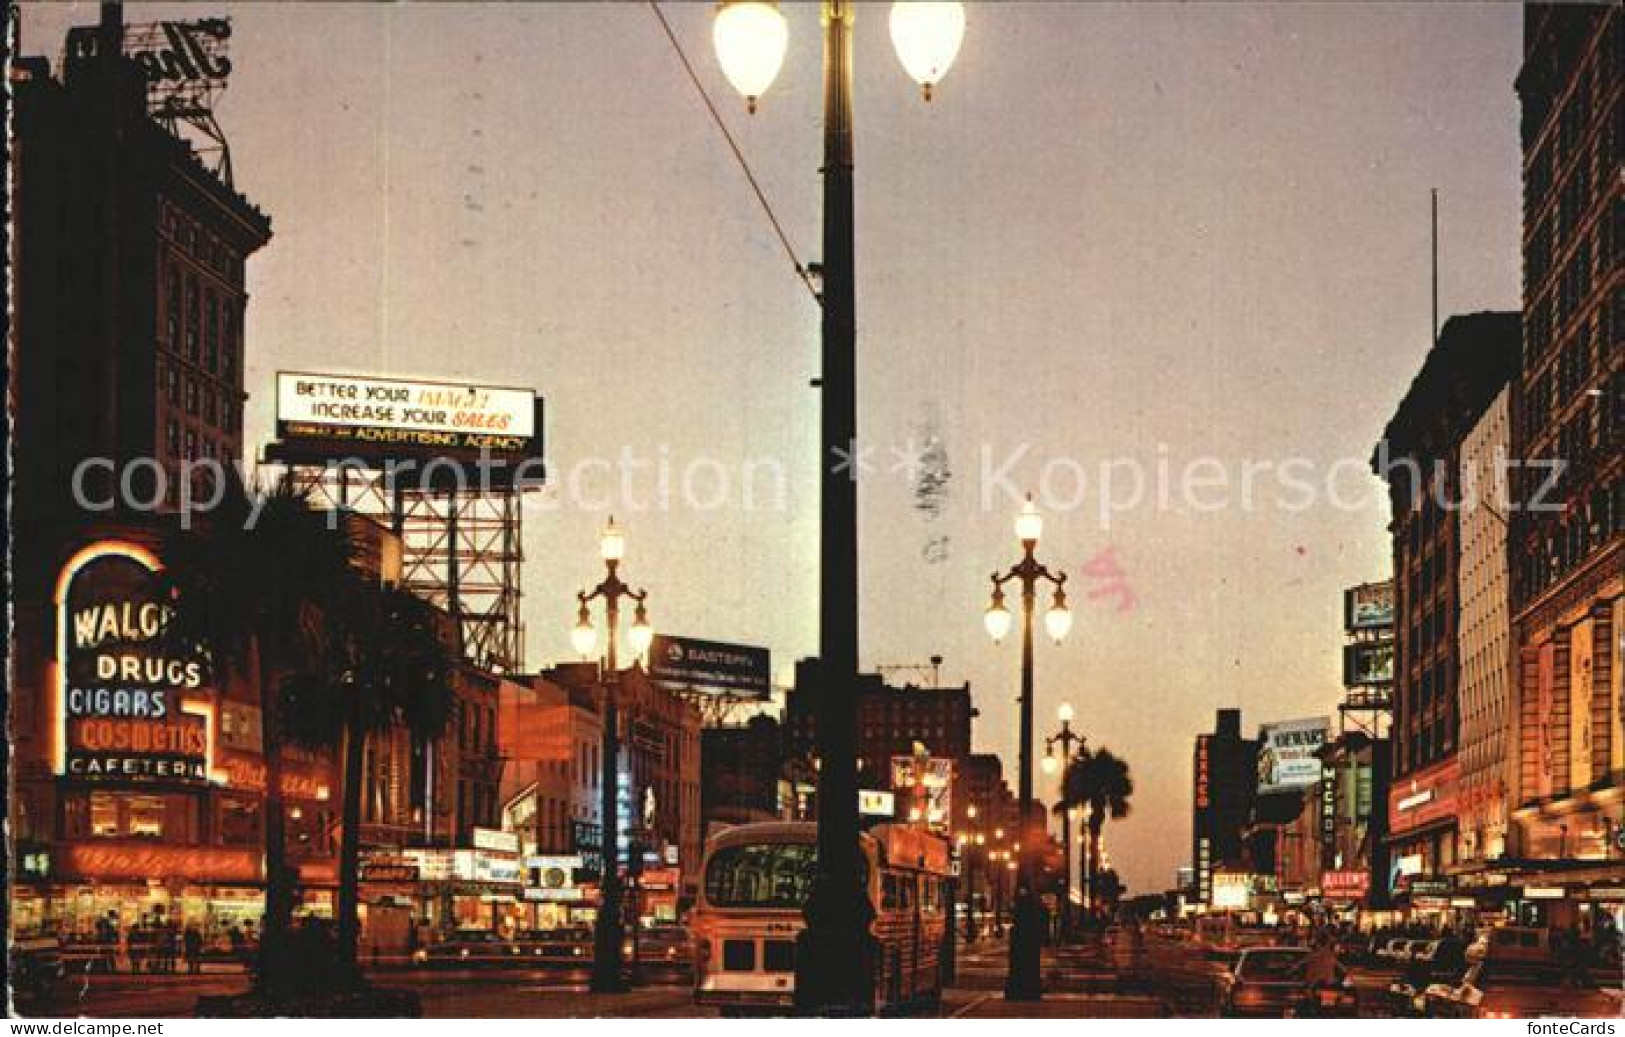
xmin=70 ymin=792 xmax=195 ymax=840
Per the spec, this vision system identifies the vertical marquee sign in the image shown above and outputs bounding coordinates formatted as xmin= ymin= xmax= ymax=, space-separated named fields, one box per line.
xmin=54 ymin=542 xmax=217 ymax=784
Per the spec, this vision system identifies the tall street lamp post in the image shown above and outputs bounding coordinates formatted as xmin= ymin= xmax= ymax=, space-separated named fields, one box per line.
xmin=572 ymin=517 xmax=654 ymax=994
xmin=1040 ymin=703 xmax=1082 ymax=940
xmin=984 ymin=495 xmax=1072 ymax=1001
xmin=711 ymin=0 xmax=965 ymax=1016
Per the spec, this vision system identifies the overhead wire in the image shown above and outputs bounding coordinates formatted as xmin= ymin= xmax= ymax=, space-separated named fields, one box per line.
xmin=648 ymin=1 xmax=823 ymax=308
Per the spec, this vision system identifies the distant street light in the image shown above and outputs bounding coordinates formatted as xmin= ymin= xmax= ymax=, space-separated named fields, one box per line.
xmin=985 ymin=494 xmax=1070 ymax=1001
xmin=1043 ymin=704 xmax=1083 ymax=939
xmin=710 ymin=0 xmax=965 ymax=1016
xmin=574 ymin=516 xmax=652 ymax=994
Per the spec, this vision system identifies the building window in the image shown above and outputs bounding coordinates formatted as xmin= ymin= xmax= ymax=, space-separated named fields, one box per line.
xmin=186 ymin=277 xmax=200 ymax=360
xmin=185 ymin=429 xmax=197 ymax=460
xmin=185 ymin=378 xmax=199 ymax=416
xmin=166 ymin=419 xmax=180 ymax=458
xmin=205 ymin=295 xmax=220 ymax=373
xmin=166 ymin=266 xmax=180 ymax=347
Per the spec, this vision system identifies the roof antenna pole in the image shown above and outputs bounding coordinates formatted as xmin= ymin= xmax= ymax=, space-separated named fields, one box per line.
xmin=1431 ymin=188 xmax=1440 ymax=345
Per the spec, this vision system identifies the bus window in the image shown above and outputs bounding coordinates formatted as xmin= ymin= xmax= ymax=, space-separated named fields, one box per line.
xmin=704 ymin=842 xmax=818 ymax=909
xmin=882 ymin=874 xmax=900 ymax=911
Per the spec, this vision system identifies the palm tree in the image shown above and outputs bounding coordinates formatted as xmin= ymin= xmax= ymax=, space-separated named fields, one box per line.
xmin=159 ymin=473 xmax=355 ymax=995
xmin=1058 ymin=745 xmax=1133 ymax=923
xmin=283 ymin=584 xmax=454 ymax=983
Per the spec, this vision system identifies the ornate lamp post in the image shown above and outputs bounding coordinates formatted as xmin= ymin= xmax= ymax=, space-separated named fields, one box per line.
xmin=1041 ymin=703 xmax=1082 ymax=940
xmin=711 ymin=1 xmax=965 ymax=1016
xmin=571 ymin=517 xmax=654 ymax=994
xmin=985 ymin=495 xmax=1072 ymax=1001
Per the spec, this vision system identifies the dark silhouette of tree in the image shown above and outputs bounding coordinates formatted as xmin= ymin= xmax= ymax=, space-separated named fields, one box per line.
xmin=158 ymin=474 xmax=354 ymax=997
xmin=1057 ymin=745 xmax=1133 ymax=921
xmin=283 ymin=585 xmax=455 ymax=985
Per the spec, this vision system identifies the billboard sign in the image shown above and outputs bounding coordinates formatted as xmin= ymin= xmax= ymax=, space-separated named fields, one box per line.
xmin=272 ymin=371 xmax=543 ymax=469
xmin=1343 ymin=641 xmax=1395 ymax=686
xmin=889 ymin=755 xmax=954 ymax=829
xmin=647 ymin=635 xmax=771 ymax=698
xmin=1256 ymin=717 xmax=1329 ymax=793
xmin=55 ymin=542 xmax=216 ymax=785
xmin=1343 ymin=581 xmax=1394 ymax=632
xmin=526 ymin=855 xmax=584 ymax=900
xmin=858 ymin=789 xmax=895 ymax=817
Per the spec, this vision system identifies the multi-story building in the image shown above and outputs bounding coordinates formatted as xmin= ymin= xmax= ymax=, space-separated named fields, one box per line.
xmin=547 ymin=662 xmax=703 ymax=907
xmin=9 ymin=8 xmax=283 ymax=938
xmin=1191 ymin=709 xmax=1259 ymax=907
xmin=957 ymin=752 xmax=1016 ymax=834
xmin=1457 ymin=388 xmax=1517 ymax=869
xmin=1316 ymin=731 xmax=1391 ymax=912
xmin=785 ymin=660 xmax=973 ymax=824
xmin=1508 ymin=5 xmax=1624 ymax=923
xmin=1373 ymin=311 xmax=1519 ymax=898
xmin=700 ymin=714 xmax=785 ymax=826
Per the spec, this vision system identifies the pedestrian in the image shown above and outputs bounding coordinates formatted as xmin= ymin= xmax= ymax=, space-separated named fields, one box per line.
xmin=1303 ymin=931 xmax=1340 ymax=989
xmin=162 ymin=920 xmax=180 ymax=974
xmin=183 ymin=925 xmax=203 ymax=975
xmin=227 ymin=923 xmax=245 ymax=969
xmin=95 ymin=913 xmax=116 ymax=974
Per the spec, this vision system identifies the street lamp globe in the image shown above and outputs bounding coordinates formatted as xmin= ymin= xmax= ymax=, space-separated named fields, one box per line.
xmin=1057 ymin=702 xmax=1075 ymax=724
xmin=713 ymin=1 xmax=789 ymax=114
xmin=629 ymin=601 xmax=654 ymax=656
xmin=889 ymin=1 xmax=965 ymax=101
xmin=571 ymin=605 xmax=597 ymax=659
xmin=984 ymin=591 xmax=1012 ymax=643
xmin=1044 ymin=590 xmax=1072 ymax=644
xmin=1015 ymin=494 xmax=1043 ymax=545
xmin=1041 ymin=752 xmax=1058 ymax=777
xmin=599 ymin=516 xmax=626 ymax=563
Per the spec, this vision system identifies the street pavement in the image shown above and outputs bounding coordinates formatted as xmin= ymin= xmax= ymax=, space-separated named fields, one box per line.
xmin=15 ymin=930 xmax=1407 ymax=1019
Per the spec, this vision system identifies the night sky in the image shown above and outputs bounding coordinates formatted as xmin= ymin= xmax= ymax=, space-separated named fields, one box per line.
xmin=21 ymin=1 xmax=1524 ymax=895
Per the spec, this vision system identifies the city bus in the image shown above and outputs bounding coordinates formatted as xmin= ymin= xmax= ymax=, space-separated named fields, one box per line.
xmin=690 ymin=820 xmax=952 ymax=1014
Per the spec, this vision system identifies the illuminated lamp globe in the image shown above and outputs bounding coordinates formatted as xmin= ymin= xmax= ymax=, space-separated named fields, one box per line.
xmin=1041 ymin=753 xmax=1059 ymax=777
xmin=713 ymin=1 xmax=789 ymax=114
xmin=1058 ymin=701 xmax=1075 ymax=724
xmin=571 ymin=607 xmax=597 ymax=659
xmin=984 ymin=596 xmax=1013 ymax=643
xmin=890 ymin=1 xmax=965 ymax=101
xmin=629 ymin=602 xmax=654 ymax=656
xmin=1015 ymin=495 xmax=1043 ymax=544
xmin=599 ymin=516 xmax=626 ymax=563
xmin=1045 ymin=592 xmax=1073 ymax=644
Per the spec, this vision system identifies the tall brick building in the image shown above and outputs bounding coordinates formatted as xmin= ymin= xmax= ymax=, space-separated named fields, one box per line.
xmin=1507 ymin=6 xmax=1623 ymax=909
xmin=1373 ymin=311 xmax=1519 ymax=888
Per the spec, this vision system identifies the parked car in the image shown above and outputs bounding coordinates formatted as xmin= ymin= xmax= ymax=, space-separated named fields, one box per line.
xmin=1424 ymin=959 xmax=1621 ymax=1019
xmin=515 ymin=929 xmax=593 ymax=964
xmin=11 ymin=935 xmax=65 ymax=999
xmin=1219 ymin=947 xmax=1356 ymax=1018
xmin=419 ymin=929 xmax=517 ymax=965
xmin=1375 ymin=937 xmax=1411 ymax=963
xmin=635 ymin=925 xmax=690 ymax=966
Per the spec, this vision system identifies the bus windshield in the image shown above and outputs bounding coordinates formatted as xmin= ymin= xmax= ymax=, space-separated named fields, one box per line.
xmin=704 ymin=842 xmax=819 ymax=909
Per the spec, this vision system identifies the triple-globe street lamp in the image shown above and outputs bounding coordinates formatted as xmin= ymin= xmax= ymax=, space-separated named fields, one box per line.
xmin=1041 ymin=703 xmax=1083 ymax=940
xmin=984 ymin=496 xmax=1071 ymax=1001
xmin=571 ymin=517 xmax=654 ymax=994
xmin=710 ymin=0 xmax=966 ymax=1016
